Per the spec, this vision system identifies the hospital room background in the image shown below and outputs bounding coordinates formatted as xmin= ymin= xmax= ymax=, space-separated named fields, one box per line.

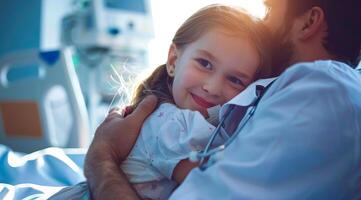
xmin=0 ymin=0 xmax=360 ymax=199
xmin=0 ymin=0 xmax=273 ymax=153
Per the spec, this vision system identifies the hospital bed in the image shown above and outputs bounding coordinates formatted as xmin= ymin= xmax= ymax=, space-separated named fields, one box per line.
xmin=0 ymin=48 xmax=90 ymax=199
xmin=0 ymin=48 xmax=90 ymax=153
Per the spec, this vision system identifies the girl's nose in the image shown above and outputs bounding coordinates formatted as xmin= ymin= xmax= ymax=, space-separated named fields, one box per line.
xmin=202 ymin=75 xmax=223 ymax=97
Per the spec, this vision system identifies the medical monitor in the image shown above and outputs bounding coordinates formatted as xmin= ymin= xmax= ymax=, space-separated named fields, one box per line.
xmin=105 ymin=0 xmax=146 ymax=14
xmin=68 ymin=0 xmax=154 ymax=49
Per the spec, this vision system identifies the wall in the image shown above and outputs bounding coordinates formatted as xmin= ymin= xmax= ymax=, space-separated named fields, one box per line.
xmin=0 ymin=0 xmax=41 ymax=57
xmin=0 ymin=0 xmax=73 ymax=58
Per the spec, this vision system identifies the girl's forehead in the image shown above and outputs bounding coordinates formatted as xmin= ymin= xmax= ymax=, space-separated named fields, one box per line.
xmin=194 ymin=28 xmax=249 ymax=46
xmin=187 ymin=31 xmax=260 ymax=68
xmin=264 ymin=0 xmax=277 ymax=8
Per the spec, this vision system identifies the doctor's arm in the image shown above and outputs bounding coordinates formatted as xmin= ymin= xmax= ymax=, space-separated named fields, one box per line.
xmin=84 ymin=95 xmax=158 ymax=200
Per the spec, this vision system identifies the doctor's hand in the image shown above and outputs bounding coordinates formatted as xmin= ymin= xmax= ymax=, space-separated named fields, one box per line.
xmin=84 ymin=95 xmax=158 ymax=200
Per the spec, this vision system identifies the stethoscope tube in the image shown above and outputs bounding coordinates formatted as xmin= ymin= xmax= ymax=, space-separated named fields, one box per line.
xmin=189 ymin=82 xmax=275 ymax=171
xmin=197 ymin=102 xmax=257 ymax=170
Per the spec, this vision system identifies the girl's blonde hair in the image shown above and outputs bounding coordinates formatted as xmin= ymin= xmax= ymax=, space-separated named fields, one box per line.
xmin=131 ymin=4 xmax=273 ymax=108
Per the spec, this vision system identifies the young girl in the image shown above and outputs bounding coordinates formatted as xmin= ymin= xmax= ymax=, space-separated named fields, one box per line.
xmin=120 ymin=4 xmax=272 ymax=200
xmin=50 ymin=4 xmax=272 ymax=200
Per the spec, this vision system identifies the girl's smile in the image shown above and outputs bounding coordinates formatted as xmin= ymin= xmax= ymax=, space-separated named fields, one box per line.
xmin=190 ymin=93 xmax=216 ymax=109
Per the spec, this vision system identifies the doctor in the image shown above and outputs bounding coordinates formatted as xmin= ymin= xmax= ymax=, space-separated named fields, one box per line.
xmin=85 ymin=0 xmax=361 ymax=199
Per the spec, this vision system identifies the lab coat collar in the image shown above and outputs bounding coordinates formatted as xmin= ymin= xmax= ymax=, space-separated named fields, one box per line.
xmin=219 ymin=77 xmax=277 ymax=119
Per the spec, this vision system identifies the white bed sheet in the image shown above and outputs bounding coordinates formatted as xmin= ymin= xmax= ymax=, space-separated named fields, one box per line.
xmin=0 ymin=144 xmax=86 ymax=199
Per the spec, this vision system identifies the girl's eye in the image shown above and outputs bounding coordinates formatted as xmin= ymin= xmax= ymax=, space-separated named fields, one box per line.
xmin=196 ymin=58 xmax=212 ymax=70
xmin=227 ymin=76 xmax=246 ymax=87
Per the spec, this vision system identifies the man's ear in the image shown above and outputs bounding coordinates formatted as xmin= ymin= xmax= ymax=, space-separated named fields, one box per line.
xmin=298 ymin=7 xmax=325 ymax=41
xmin=166 ymin=43 xmax=178 ymax=77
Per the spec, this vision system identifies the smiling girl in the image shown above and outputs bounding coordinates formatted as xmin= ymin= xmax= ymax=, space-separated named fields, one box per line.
xmin=117 ymin=4 xmax=273 ymax=199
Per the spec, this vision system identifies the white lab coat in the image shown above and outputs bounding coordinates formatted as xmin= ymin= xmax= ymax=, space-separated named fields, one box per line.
xmin=170 ymin=60 xmax=361 ymax=199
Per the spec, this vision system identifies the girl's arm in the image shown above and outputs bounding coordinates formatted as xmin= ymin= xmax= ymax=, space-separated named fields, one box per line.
xmin=148 ymin=104 xmax=216 ymax=184
xmin=172 ymin=159 xmax=199 ymax=183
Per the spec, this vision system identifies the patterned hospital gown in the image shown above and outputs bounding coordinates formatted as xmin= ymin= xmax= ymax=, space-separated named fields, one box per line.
xmin=121 ymin=103 xmax=217 ymax=200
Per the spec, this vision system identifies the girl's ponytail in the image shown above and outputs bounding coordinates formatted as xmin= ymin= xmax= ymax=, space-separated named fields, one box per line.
xmin=131 ymin=64 xmax=174 ymax=109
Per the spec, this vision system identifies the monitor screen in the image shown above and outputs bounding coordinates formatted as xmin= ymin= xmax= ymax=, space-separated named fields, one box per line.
xmin=105 ymin=0 xmax=146 ymax=14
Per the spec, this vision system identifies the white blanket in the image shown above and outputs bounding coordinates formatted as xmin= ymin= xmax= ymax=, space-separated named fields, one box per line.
xmin=0 ymin=145 xmax=86 ymax=199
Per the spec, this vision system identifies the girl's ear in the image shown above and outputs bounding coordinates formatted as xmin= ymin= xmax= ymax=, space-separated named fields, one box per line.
xmin=166 ymin=43 xmax=178 ymax=77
